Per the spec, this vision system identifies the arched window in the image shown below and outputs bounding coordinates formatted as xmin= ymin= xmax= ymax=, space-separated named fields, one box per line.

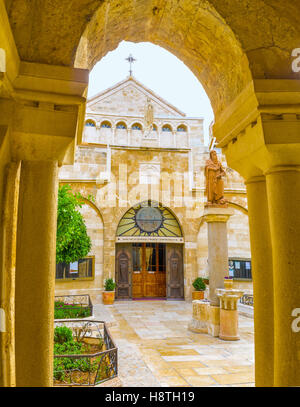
xmin=116 ymin=121 xmax=127 ymax=129
xmin=177 ymin=124 xmax=187 ymax=132
xmin=162 ymin=124 xmax=172 ymax=132
xmin=117 ymin=201 xmax=183 ymax=237
xmin=152 ymin=124 xmax=158 ymax=131
xmin=131 ymin=123 xmax=142 ymax=131
xmin=85 ymin=120 xmax=96 ymax=127
xmin=100 ymin=121 xmax=112 ymax=128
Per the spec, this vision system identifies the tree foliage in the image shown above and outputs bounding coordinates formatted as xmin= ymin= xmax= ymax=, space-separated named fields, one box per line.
xmin=56 ymin=185 xmax=91 ymax=264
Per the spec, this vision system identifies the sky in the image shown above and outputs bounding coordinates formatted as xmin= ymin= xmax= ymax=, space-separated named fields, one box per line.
xmin=88 ymin=41 xmax=214 ymax=145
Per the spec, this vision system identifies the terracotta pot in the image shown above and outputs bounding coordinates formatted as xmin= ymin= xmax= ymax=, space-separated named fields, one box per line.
xmin=102 ymin=291 xmax=115 ymax=305
xmin=224 ymin=279 xmax=233 ymax=290
xmin=192 ymin=290 xmax=205 ymax=300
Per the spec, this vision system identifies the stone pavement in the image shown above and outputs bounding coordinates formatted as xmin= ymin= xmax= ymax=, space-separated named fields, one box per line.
xmin=103 ymin=300 xmax=255 ymax=387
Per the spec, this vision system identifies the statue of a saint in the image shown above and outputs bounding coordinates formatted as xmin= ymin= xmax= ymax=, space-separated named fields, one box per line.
xmin=144 ymin=98 xmax=154 ymax=130
xmin=205 ymin=150 xmax=227 ymax=205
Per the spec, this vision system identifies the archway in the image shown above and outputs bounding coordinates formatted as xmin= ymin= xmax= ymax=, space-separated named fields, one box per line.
xmin=115 ymin=200 xmax=184 ymax=300
xmin=2 ymin=0 xmax=300 ymax=388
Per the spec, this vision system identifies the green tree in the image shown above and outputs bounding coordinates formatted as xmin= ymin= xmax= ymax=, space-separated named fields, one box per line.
xmin=56 ymin=185 xmax=91 ymax=264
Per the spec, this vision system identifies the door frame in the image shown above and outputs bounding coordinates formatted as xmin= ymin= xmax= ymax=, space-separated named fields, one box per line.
xmin=115 ymin=241 xmax=185 ymax=300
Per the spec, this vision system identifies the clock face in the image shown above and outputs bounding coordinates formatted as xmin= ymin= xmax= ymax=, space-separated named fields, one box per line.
xmin=136 ymin=207 xmax=163 ymax=232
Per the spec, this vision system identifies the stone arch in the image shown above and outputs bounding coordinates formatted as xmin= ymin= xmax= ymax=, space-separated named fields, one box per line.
xmin=85 ymin=118 xmax=96 ymax=127
xmin=131 ymin=122 xmax=143 ymax=131
xmin=8 ymin=1 xmax=300 ymax=118
xmin=116 ymin=200 xmax=184 ymax=239
xmin=82 ymin=197 xmax=104 ymax=225
xmin=73 ymin=0 xmax=253 ymax=118
xmin=177 ymin=124 xmax=188 ymax=132
xmin=100 ymin=120 xmax=112 ymax=128
xmin=116 ymin=121 xmax=127 ymax=129
xmin=162 ymin=124 xmax=173 ymax=132
xmin=227 ymin=201 xmax=248 ymax=215
xmin=55 ymin=195 xmax=104 ymax=303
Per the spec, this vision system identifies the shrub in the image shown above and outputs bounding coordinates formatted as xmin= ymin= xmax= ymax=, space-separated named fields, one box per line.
xmin=54 ymin=326 xmax=73 ymax=344
xmin=192 ymin=277 xmax=206 ymax=291
xmin=104 ymin=278 xmax=116 ymax=291
xmin=54 ymin=301 xmax=92 ymax=319
xmin=56 ymin=184 xmax=91 ymax=264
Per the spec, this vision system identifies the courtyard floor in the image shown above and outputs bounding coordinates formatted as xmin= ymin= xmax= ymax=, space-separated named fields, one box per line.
xmin=96 ymin=300 xmax=255 ymax=387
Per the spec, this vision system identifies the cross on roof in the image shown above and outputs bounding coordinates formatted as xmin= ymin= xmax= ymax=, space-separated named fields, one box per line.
xmin=125 ymin=54 xmax=136 ymax=76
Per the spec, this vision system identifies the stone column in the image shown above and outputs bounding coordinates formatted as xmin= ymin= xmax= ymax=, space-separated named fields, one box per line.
xmin=246 ymin=176 xmax=274 ymax=387
xmin=266 ymin=166 xmax=300 ymax=387
xmin=15 ymin=160 xmax=58 ymax=387
xmin=203 ymin=206 xmax=233 ymax=337
xmin=216 ymin=288 xmax=244 ymax=340
xmin=0 ymin=162 xmax=20 ymax=387
xmin=204 ymin=206 xmax=233 ymax=305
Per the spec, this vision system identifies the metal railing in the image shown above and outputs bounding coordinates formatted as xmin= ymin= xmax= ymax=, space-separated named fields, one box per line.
xmin=54 ymin=319 xmax=118 ymax=386
xmin=54 ymin=294 xmax=93 ymax=319
xmin=239 ymin=294 xmax=254 ymax=307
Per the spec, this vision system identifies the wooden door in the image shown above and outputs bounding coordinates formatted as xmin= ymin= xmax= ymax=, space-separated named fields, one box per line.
xmin=131 ymin=243 xmax=143 ymax=298
xmin=144 ymin=243 xmax=166 ymax=298
xmin=132 ymin=243 xmax=166 ymax=298
xmin=115 ymin=244 xmax=132 ymax=299
xmin=166 ymin=244 xmax=184 ymax=299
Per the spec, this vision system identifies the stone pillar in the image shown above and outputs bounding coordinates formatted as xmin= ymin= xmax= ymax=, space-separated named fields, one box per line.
xmin=0 ymin=162 xmax=20 ymax=387
xmin=246 ymin=176 xmax=274 ymax=387
xmin=203 ymin=207 xmax=233 ymax=306
xmin=266 ymin=166 xmax=300 ymax=387
xmin=15 ymin=160 xmax=58 ymax=387
xmin=216 ymin=288 xmax=244 ymax=340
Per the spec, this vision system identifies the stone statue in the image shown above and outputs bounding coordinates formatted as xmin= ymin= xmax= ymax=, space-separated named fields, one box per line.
xmin=144 ymin=97 xmax=154 ymax=130
xmin=205 ymin=150 xmax=227 ymax=205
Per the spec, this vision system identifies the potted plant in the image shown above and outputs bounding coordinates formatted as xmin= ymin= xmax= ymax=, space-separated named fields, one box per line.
xmin=224 ymin=276 xmax=233 ymax=290
xmin=102 ymin=278 xmax=116 ymax=305
xmin=192 ymin=277 xmax=206 ymax=300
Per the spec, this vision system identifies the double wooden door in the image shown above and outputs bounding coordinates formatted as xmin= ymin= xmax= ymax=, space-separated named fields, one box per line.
xmin=131 ymin=243 xmax=166 ymax=298
xmin=115 ymin=243 xmax=184 ymax=299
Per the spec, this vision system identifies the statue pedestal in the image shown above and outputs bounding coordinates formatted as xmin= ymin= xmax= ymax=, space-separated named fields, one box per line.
xmin=216 ymin=288 xmax=244 ymax=341
xmin=203 ymin=206 xmax=234 ymax=307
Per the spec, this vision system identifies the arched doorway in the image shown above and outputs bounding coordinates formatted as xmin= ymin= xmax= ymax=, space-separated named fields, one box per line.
xmin=115 ymin=201 xmax=184 ymax=299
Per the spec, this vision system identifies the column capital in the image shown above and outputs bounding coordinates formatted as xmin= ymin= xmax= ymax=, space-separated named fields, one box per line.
xmin=1 ymin=58 xmax=89 ymax=165
xmin=245 ymin=176 xmax=266 ymax=185
xmin=213 ymin=79 xmax=300 ymax=179
xmin=203 ymin=206 xmax=234 ymax=223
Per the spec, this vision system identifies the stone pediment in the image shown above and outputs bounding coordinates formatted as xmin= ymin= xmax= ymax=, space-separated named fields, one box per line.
xmin=87 ymin=76 xmax=186 ymax=118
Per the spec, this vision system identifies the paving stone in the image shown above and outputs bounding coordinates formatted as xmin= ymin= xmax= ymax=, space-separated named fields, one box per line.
xmin=102 ymin=301 xmax=254 ymax=387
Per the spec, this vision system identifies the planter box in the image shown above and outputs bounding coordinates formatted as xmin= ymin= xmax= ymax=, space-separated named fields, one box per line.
xmin=54 ymin=319 xmax=118 ymax=387
xmin=54 ymin=294 xmax=93 ymax=320
xmin=192 ymin=291 xmax=205 ymax=300
xmin=103 ymin=291 xmax=115 ymax=305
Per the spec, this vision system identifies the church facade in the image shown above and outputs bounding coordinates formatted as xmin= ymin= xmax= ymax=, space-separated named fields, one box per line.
xmin=55 ymin=76 xmax=252 ymax=303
